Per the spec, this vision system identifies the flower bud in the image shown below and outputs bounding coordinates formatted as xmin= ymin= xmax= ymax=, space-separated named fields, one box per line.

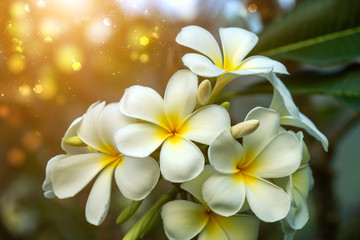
xmin=62 ymin=136 xmax=87 ymax=147
xmin=116 ymin=200 xmax=143 ymax=224
xmin=220 ymin=101 xmax=230 ymax=110
xmin=231 ymin=120 xmax=260 ymax=139
xmin=196 ymin=79 xmax=211 ymax=105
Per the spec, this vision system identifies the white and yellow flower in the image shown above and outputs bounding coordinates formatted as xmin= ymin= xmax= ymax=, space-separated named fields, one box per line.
xmin=161 ymin=166 xmax=260 ymax=240
xmin=203 ymin=107 xmax=302 ymax=222
xmin=43 ymin=102 xmax=160 ymax=225
xmin=176 ymin=25 xmax=288 ymax=78
xmin=269 ymin=72 xmax=328 ymax=151
xmin=176 ymin=25 xmax=288 ymax=102
xmin=115 ymin=70 xmax=230 ymax=183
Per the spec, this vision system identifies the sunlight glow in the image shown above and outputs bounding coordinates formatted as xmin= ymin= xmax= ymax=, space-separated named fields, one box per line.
xmin=7 ymin=54 xmax=26 ymax=74
xmin=19 ymin=84 xmax=32 ymax=97
xmin=86 ymin=19 xmax=113 ymax=44
xmin=54 ymin=45 xmax=83 ymax=73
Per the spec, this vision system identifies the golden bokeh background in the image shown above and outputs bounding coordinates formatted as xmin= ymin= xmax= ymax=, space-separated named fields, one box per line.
xmin=1 ymin=1 xmax=359 ymax=240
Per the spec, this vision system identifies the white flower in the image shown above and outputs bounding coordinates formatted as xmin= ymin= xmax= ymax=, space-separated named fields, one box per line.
xmin=269 ymin=72 xmax=329 ymax=151
xmin=203 ymin=107 xmax=302 ymax=222
xmin=161 ymin=166 xmax=260 ymax=240
xmin=44 ymin=102 xmax=160 ymax=225
xmin=114 ymin=70 xmax=230 ymax=183
xmin=277 ymin=132 xmax=314 ymax=240
xmin=176 ymin=25 xmax=289 ymax=103
xmin=176 ymin=25 xmax=288 ymax=78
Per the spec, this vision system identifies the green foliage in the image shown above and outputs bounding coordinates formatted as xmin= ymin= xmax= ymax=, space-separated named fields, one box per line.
xmin=283 ymin=66 xmax=360 ymax=111
xmin=251 ymin=0 xmax=360 ymax=66
xmin=123 ymin=188 xmax=177 ymax=240
xmin=220 ymin=66 xmax=360 ymax=111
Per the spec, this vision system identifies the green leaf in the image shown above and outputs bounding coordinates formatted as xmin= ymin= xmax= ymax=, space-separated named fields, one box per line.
xmin=280 ymin=66 xmax=360 ymax=111
xmin=218 ymin=67 xmax=360 ymax=111
xmin=334 ymin=96 xmax=360 ymax=111
xmin=251 ymin=0 xmax=360 ymax=66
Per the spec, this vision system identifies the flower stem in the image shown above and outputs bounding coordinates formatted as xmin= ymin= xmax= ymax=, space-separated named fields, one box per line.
xmin=122 ymin=187 xmax=178 ymax=240
xmin=207 ymin=74 xmax=235 ymax=104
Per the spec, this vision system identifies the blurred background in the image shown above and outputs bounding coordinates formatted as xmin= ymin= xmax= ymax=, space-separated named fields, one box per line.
xmin=0 ymin=0 xmax=359 ymax=239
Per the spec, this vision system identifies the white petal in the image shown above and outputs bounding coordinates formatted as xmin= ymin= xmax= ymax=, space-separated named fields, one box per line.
xmin=281 ymin=114 xmax=329 ymax=152
xmin=237 ymin=55 xmax=288 ymax=74
xmin=161 ymin=200 xmax=208 ymax=240
xmin=85 ymin=163 xmax=114 ymax=225
xmin=294 ymin=131 xmax=310 ymax=166
xmin=268 ymin=73 xmax=328 ymax=151
xmin=299 ymin=133 xmax=311 ymax=165
xmin=51 ymin=153 xmax=113 ymax=198
xmin=77 ymin=101 xmax=112 ymax=153
xmin=208 ymin=130 xmax=243 ymax=174
xmin=181 ymin=165 xmax=216 ymax=204
xmin=227 ymin=68 xmax=273 ymax=76
xmin=268 ymin=73 xmax=301 ymax=119
xmin=61 ymin=116 xmax=90 ymax=155
xmin=43 ymin=154 xmax=67 ymax=198
xmin=246 ymin=131 xmax=301 ymax=178
xmin=115 ymin=156 xmax=160 ymax=200
xmin=243 ymin=107 xmax=280 ymax=161
xmin=119 ymin=85 xmax=168 ymax=129
xmin=202 ymin=172 xmax=246 ymax=217
xmin=219 ymin=27 xmax=258 ymax=69
xmin=245 ymin=175 xmax=290 ymax=222
xmin=176 ymin=25 xmax=223 ymax=66
xmin=114 ymin=123 xmax=169 ymax=158
xmin=179 ymin=105 xmax=230 ymax=145
xmin=182 ymin=53 xmax=226 ymax=77
xmin=164 ymin=70 xmax=197 ymax=127
xmin=160 ymin=136 xmax=204 ymax=182
xmin=274 ymin=176 xmax=295 ymax=207
xmin=198 ymin=214 xmax=228 ymax=240
xmin=284 ymin=189 xmax=309 ymax=230
xmin=214 ymin=214 xmax=260 ymax=240
xmin=292 ymin=165 xmax=312 ymax=198
xmin=198 ymin=215 xmax=228 ymax=240
xmin=98 ymin=103 xmax=135 ymax=148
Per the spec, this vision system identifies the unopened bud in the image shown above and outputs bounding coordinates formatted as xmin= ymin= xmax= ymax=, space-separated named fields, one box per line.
xmin=231 ymin=120 xmax=260 ymax=139
xmin=196 ymin=79 xmax=211 ymax=105
xmin=116 ymin=200 xmax=143 ymax=224
xmin=220 ymin=101 xmax=230 ymax=110
xmin=63 ymin=136 xmax=87 ymax=147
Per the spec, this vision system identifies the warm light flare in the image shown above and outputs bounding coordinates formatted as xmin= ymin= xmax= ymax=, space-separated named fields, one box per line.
xmin=54 ymin=45 xmax=83 ymax=73
xmin=86 ymin=19 xmax=113 ymax=44
xmin=7 ymin=54 xmax=26 ymax=74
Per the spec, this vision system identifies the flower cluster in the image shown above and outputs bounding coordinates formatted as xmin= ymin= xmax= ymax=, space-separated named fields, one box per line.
xmin=43 ymin=26 xmax=328 ymax=239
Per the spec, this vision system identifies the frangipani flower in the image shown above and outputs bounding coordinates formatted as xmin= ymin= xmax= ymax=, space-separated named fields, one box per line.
xmin=115 ymin=70 xmax=230 ymax=182
xmin=44 ymin=102 xmax=160 ymax=225
xmin=203 ymin=107 xmax=302 ymax=222
xmin=278 ymin=132 xmax=314 ymax=240
xmin=176 ymin=25 xmax=289 ymax=103
xmin=176 ymin=25 xmax=288 ymax=78
xmin=269 ymin=72 xmax=328 ymax=151
xmin=161 ymin=166 xmax=260 ymax=240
